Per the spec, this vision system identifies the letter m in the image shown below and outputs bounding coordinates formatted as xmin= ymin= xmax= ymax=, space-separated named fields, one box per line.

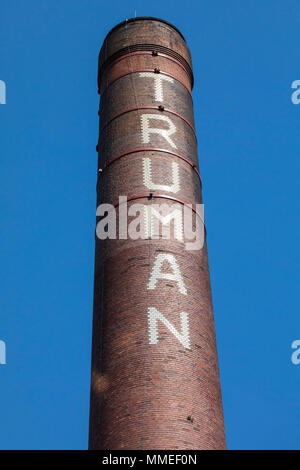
xmin=144 ymin=204 xmax=183 ymax=241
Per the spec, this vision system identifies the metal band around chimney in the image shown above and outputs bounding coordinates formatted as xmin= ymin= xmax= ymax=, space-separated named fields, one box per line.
xmin=112 ymin=193 xmax=205 ymax=225
xmin=97 ymin=147 xmax=201 ymax=183
xmin=99 ymin=68 xmax=192 ymax=96
xmin=99 ymin=106 xmax=197 ymax=138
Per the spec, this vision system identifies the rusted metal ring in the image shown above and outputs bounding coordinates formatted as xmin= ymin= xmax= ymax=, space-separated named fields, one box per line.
xmin=100 ymin=69 xmax=192 ymax=96
xmin=98 ymin=50 xmax=193 ymax=89
xmin=99 ymin=106 xmax=197 ymax=138
xmin=98 ymin=147 xmax=201 ymax=183
xmin=112 ymin=193 xmax=205 ymax=225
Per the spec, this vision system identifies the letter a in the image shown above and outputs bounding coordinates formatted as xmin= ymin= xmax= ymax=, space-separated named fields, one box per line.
xmin=147 ymin=253 xmax=187 ymax=294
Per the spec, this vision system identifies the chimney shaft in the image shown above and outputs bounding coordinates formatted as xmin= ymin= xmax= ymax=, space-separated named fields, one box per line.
xmin=89 ymin=17 xmax=226 ymax=450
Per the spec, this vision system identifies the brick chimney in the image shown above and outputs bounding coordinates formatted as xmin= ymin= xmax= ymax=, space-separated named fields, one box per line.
xmin=89 ymin=17 xmax=226 ymax=450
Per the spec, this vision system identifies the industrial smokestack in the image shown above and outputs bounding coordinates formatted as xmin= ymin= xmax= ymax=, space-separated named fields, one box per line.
xmin=89 ymin=17 xmax=226 ymax=450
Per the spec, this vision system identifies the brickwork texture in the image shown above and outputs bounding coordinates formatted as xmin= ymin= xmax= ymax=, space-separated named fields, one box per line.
xmin=89 ymin=17 xmax=226 ymax=450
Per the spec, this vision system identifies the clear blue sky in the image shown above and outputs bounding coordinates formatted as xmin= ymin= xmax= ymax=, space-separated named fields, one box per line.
xmin=1 ymin=0 xmax=299 ymax=450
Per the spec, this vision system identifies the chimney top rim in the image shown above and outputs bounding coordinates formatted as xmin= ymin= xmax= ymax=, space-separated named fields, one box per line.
xmin=103 ymin=17 xmax=186 ymax=43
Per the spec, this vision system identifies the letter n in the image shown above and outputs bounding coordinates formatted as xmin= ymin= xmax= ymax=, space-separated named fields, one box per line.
xmin=148 ymin=307 xmax=190 ymax=349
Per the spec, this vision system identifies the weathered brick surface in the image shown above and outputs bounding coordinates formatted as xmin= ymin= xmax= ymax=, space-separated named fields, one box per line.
xmin=98 ymin=18 xmax=193 ymax=87
xmin=99 ymin=55 xmax=192 ymax=95
xmin=98 ymin=153 xmax=202 ymax=205
xmin=99 ymin=111 xmax=198 ymax=168
xmin=99 ymin=20 xmax=192 ymax=66
xmin=89 ymin=17 xmax=226 ymax=450
xmin=100 ymin=73 xmax=195 ymax=127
